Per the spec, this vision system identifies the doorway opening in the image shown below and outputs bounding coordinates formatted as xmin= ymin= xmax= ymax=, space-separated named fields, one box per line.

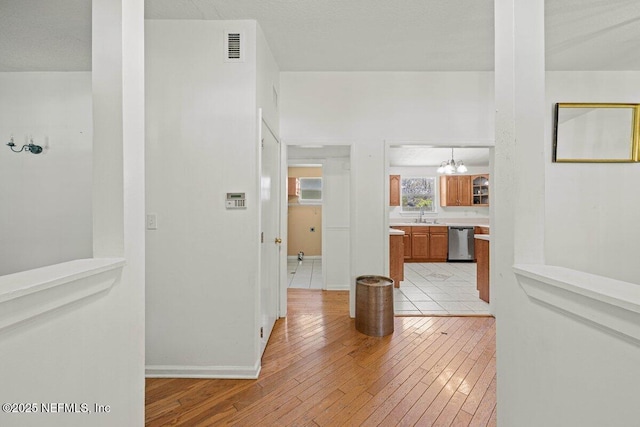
xmin=287 ymin=165 xmax=324 ymax=289
xmin=282 ymin=145 xmax=352 ymax=313
xmin=386 ymin=144 xmax=494 ymax=316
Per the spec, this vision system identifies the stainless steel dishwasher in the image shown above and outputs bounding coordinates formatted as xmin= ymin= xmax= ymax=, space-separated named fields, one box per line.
xmin=448 ymin=226 xmax=475 ymax=261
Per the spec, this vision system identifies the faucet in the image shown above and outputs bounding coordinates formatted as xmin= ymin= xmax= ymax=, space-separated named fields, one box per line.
xmin=419 ymin=207 xmax=425 ymax=223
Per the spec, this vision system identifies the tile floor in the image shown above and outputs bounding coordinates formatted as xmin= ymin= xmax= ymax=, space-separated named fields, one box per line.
xmin=395 ymin=262 xmax=490 ymax=316
xmin=287 ymin=257 xmax=323 ymax=289
xmin=287 ymin=258 xmax=490 ymax=316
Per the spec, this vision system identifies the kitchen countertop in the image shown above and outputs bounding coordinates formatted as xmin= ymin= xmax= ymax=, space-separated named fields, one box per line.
xmin=474 ymin=234 xmax=490 ymax=241
xmin=389 ymin=228 xmax=406 ymax=236
xmin=390 ymin=221 xmax=490 ymax=228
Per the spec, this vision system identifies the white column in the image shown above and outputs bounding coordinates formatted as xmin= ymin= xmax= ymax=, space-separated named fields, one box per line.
xmin=92 ymin=0 xmax=145 ymax=424
xmin=493 ymin=0 xmax=546 ymax=423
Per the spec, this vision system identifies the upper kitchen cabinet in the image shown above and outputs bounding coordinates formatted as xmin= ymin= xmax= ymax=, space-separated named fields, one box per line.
xmin=389 ymin=175 xmax=401 ymax=206
xmin=439 ymin=175 xmax=471 ymax=206
xmin=472 ymin=174 xmax=489 ymax=206
xmin=288 ymin=177 xmax=300 ymax=197
xmin=439 ymin=174 xmax=490 ymax=207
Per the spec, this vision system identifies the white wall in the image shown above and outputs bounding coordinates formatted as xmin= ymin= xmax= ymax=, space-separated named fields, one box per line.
xmin=281 ymin=72 xmax=495 ymax=313
xmin=0 ymin=72 xmax=93 ymax=276
xmin=146 ymin=20 xmax=269 ymax=377
xmin=257 ymin=25 xmax=280 ymax=135
xmin=322 ymin=157 xmax=351 ymax=290
xmin=493 ymin=0 xmax=640 ymax=421
xmin=545 ymin=72 xmax=640 ymax=284
xmin=388 ymin=166 xmax=490 ymax=221
xmin=0 ymin=1 xmax=146 ymax=425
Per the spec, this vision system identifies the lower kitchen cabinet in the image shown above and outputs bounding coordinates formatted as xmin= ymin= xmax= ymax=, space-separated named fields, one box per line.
xmin=411 ymin=227 xmax=430 ymax=259
xmin=398 ymin=226 xmax=448 ymax=262
xmin=389 ymin=234 xmax=404 ymax=287
xmin=473 ymin=226 xmax=490 ymax=261
xmin=429 ymin=227 xmax=448 ymax=260
xmin=476 ymin=238 xmax=490 ymax=302
xmin=395 ymin=226 xmax=413 ymax=259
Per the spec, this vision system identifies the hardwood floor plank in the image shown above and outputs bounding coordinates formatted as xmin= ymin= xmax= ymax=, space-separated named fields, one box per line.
xmin=469 ymin=376 xmax=497 ymax=427
xmin=312 ymin=385 xmax=368 ymax=426
xmin=461 ymin=355 xmax=497 ymax=416
xmin=278 ymin=388 xmax=345 ymax=426
xmin=433 ymin=390 xmax=469 ymax=427
xmin=457 ymin=345 xmax=495 ymax=396
xmin=145 ymin=289 xmax=497 ymax=427
xmin=451 ymin=408 xmax=474 ymax=426
xmin=488 ymin=404 xmax=497 ymax=426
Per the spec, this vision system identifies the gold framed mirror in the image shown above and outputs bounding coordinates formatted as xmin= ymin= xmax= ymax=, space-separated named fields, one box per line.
xmin=553 ymin=103 xmax=640 ymax=162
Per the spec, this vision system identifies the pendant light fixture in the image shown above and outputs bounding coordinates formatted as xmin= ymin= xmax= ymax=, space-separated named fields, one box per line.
xmin=437 ymin=148 xmax=467 ymax=174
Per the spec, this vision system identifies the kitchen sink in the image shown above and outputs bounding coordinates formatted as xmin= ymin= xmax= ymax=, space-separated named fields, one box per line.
xmin=413 ymin=219 xmax=439 ymax=224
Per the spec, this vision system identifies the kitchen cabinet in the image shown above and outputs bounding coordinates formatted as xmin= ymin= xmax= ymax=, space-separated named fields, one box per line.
xmin=472 ymin=174 xmax=490 ymax=206
xmin=389 ymin=234 xmax=404 ymax=287
xmin=476 ymin=237 xmax=490 ymax=302
xmin=429 ymin=226 xmax=448 ymax=260
xmin=474 ymin=226 xmax=490 ymax=261
xmin=395 ymin=226 xmax=412 ymax=259
xmin=411 ymin=227 xmax=430 ymax=258
xmin=439 ymin=175 xmax=471 ymax=206
xmin=389 ymin=175 xmax=401 ymax=206
xmin=287 ymin=177 xmax=300 ymax=197
xmin=400 ymin=226 xmax=448 ymax=262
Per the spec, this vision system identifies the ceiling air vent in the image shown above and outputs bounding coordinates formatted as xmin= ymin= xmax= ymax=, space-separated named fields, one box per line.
xmin=224 ymin=31 xmax=244 ymax=62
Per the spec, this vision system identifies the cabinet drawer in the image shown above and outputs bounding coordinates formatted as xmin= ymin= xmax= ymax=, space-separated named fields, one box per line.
xmin=412 ymin=226 xmax=430 ymax=234
xmin=429 ymin=226 xmax=448 ymax=234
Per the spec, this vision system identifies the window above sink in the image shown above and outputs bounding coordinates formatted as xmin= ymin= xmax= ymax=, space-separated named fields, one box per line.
xmin=401 ymin=177 xmax=436 ymax=213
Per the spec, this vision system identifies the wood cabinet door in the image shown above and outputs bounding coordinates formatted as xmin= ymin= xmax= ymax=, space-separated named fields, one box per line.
xmin=395 ymin=227 xmax=412 ymax=259
xmin=440 ymin=175 xmax=473 ymax=206
xmin=389 ymin=175 xmax=400 ymax=206
xmin=389 ymin=234 xmax=404 ymax=286
xmin=412 ymin=232 xmax=429 ymax=259
xmin=458 ymin=176 xmax=472 ymax=206
xmin=287 ymin=177 xmax=299 ymax=196
xmin=403 ymin=233 xmax=412 ymax=259
xmin=471 ymin=174 xmax=490 ymax=206
xmin=429 ymin=228 xmax=448 ymax=260
xmin=440 ymin=176 xmax=456 ymax=206
xmin=476 ymin=239 xmax=490 ymax=302
xmin=447 ymin=176 xmax=459 ymax=206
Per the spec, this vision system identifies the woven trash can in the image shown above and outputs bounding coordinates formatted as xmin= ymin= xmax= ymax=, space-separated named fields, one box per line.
xmin=355 ymin=275 xmax=394 ymax=337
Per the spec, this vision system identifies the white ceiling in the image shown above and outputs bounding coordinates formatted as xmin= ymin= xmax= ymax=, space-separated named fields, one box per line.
xmin=2 ymin=0 xmax=640 ymax=72
xmin=0 ymin=0 xmax=91 ymax=72
xmin=288 ymin=145 xmax=351 ymax=160
xmin=389 ymin=147 xmax=490 ymax=167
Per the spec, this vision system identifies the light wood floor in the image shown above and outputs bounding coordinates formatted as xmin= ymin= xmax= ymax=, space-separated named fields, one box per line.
xmin=146 ymin=289 xmax=496 ymax=426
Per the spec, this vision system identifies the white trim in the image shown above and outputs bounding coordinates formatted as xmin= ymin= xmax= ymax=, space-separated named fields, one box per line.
xmin=146 ymin=362 xmax=261 ymax=379
xmin=0 ymin=258 xmax=125 ymax=331
xmin=514 ymin=264 xmax=640 ymax=345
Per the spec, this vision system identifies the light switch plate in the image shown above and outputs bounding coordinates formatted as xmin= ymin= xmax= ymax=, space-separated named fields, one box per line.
xmin=146 ymin=214 xmax=158 ymax=230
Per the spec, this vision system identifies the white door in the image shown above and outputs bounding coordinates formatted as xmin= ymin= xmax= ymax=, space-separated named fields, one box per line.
xmin=260 ymin=119 xmax=280 ymax=355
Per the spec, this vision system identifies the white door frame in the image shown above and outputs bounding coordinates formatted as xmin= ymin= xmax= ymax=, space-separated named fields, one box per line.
xmin=279 ymin=140 xmax=355 ymax=318
xmin=258 ymin=110 xmax=281 ymax=355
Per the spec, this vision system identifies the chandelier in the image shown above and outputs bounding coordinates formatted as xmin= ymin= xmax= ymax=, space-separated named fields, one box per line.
xmin=437 ymin=148 xmax=467 ymax=174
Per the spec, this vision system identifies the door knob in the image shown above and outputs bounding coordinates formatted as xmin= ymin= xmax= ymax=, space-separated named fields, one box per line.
xmin=275 ymin=237 xmax=282 ymax=244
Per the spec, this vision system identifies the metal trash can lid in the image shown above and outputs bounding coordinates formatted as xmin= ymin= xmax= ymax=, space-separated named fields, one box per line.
xmin=356 ymin=275 xmax=394 ymax=287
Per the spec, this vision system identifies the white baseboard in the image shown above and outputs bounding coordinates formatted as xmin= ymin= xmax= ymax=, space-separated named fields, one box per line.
xmin=145 ymin=362 xmax=261 ymax=379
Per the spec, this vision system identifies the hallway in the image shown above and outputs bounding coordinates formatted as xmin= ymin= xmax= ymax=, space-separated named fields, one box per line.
xmin=146 ymin=289 xmax=496 ymax=426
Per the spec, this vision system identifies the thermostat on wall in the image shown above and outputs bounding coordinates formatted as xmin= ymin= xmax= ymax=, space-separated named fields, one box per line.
xmin=226 ymin=192 xmax=246 ymax=209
